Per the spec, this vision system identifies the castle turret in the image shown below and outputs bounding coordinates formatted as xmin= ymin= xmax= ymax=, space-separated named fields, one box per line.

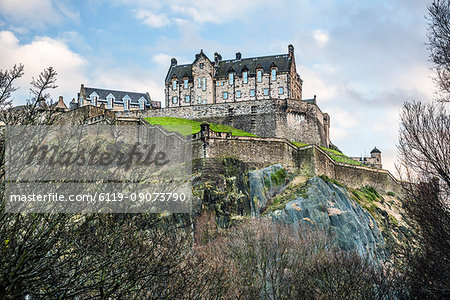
xmin=370 ymin=147 xmax=382 ymax=169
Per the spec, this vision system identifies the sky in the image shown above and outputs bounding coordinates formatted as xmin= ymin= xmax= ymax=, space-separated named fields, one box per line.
xmin=0 ymin=0 xmax=435 ymax=175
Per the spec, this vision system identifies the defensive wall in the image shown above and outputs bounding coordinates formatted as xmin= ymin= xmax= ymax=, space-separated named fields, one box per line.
xmin=167 ymin=122 xmax=400 ymax=194
xmin=118 ymin=98 xmax=330 ymax=147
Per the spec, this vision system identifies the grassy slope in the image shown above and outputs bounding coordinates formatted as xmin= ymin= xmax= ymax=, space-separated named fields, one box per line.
xmin=144 ymin=117 xmax=257 ymax=137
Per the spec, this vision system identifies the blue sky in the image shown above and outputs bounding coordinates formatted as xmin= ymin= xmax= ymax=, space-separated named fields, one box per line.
xmin=0 ymin=0 xmax=434 ymax=174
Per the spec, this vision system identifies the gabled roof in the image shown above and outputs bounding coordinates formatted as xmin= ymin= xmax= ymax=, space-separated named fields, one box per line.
xmin=84 ymin=87 xmax=150 ymax=104
xmin=165 ymin=52 xmax=292 ymax=83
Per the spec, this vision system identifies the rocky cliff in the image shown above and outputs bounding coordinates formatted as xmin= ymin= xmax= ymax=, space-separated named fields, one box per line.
xmin=194 ymin=160 xmax=411 ymax=262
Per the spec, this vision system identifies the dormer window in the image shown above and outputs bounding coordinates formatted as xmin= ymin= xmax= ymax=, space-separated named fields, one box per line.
xmin=257 ymin=70 xmax=262 ymax=82
xmin=243 ymin=71 xmax=248 ymax=84
xmin=172 ymin=80 xmax=177 ymax=90
xmin=106 ymin=93 xmax=115 ymax=109
xmin=139 ymin=97 xmax=145 ymax=110
xmin=184 ymin=79 xmax=188 ymax=89
xmin=229 ymin=73 xmax=234 ymax=85
xmin=271 ymin=68 xmax=277 ymax=81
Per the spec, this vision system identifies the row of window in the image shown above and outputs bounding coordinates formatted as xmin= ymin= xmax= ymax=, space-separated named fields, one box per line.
xmin=172 ymin=95 xmax=210 ymax=104
xmin=87 ymin=97 xmax=145 ymax=110
xmin=172 ymin=69 xmax=278 ymax=90
xmin=223 ymin=87 xmax=284 ymax=99
xmin=172 ymin=87 xmax=285 ymax=104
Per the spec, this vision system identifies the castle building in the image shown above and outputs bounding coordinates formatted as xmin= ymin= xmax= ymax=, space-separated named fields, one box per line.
xmin=165 ymin=45 xmax=302 ymax=107
xmin=351 ymin=147 xmax=382 ymax=169
xmin=77 ymin=84 xmax=160 ymax=111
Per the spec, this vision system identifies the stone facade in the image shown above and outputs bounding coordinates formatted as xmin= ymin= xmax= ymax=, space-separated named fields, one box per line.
xmin=165 ymin=45 xmax=303 ymax=107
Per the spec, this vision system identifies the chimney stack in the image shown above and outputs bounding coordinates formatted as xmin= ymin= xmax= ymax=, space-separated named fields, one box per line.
xmin=288 ymin=44 xmax=294 ymax=58
xmin=235 ymin=52 xmax=242 ymax=60
xmin=214 ymin=52 xmax=222 ymax=65
xmin=171 ymin=58 xmax=177 ymax=66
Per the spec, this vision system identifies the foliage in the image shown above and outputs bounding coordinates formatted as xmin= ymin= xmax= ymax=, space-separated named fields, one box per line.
xmin=270 ymin=167 xmax=287 ymax=186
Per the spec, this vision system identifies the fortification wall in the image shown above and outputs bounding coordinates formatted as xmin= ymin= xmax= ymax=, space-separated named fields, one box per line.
xmin=312 ymin=147 xmax=401 ymax=194
xmin=118 ymin=99 xmax=329 ymax=147
xmin=188 ymin=128 xmax=400 ymax=194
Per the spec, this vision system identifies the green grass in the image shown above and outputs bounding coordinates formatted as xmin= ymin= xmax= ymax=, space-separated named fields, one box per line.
xmin=319 ymin=146 xmax=366 ymax=166
xmin=291 ymin=142 xmax=309 ymax=147
xmin=144 ymin=117 xmax=257 ymax=137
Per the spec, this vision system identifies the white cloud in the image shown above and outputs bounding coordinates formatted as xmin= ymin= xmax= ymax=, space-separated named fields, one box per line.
xmin=152 ymin=53 xmax=172 ymax=69
xmin=313 ymin=29 xmax=329 ymax=47
xmin=134 ymin=9 xmax=171 ymax=28
xmin=0 ymin=0 xmax=60 ymax=27
xmin=299 ymin=65 xmax=338 ymax=101
xmin=0 ymin=31 xmax=88 ymax=105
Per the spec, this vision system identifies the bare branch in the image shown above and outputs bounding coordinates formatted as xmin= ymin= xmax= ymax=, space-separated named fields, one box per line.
xmin=0 ymin=64 xmax=24 ymax=108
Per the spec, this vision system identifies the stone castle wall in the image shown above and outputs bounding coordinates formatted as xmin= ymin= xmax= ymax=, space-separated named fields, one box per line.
xmin=117 ymin=99 xmax=330 ymax=147
xmin=180 ymin=125 xmax=400 ymax=194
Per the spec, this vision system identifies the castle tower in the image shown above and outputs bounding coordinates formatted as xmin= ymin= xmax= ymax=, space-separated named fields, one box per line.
xmin=370 ymin=147 xmax=382 ymax=169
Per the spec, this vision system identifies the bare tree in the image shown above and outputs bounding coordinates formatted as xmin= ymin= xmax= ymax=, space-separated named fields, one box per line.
xmin=398 ymin=101 xmax=450 ymax=298
xmin=0 ymin=64 xmax=24 ymax=109
xmin=427 ymin=0 xmax=450 ymax=101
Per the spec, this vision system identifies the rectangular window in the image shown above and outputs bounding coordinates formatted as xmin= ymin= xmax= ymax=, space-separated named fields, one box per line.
xmin=185 ymin=95 xmax=190 ymax=103
xmin=243 ymin=71 xmax=248 ymax=83
xmin=264 ymin=88 xmax=269 ymax=96
xmin=278 ymin=87 xmax=284 ymax=95
xmin=202 ymin=77 xmax=206 ymax=91
xmin=107 ymin=98 xmax=113 ymax=109
xmin=200 ymin=63 xmax=204 ymax=69
xmin=198 ymin=78 xmax=201 ymax=88
xmin=229 ymin=73 xmax=234 ymax=85
xmin=250 ymin=89 xmax=255 ymax=97
xmin=198 ymin=96 xmax=201 ymax=103
xmin=139 ymin=100 xmax=144 ymax=110
xmin=236 ymin=90 xmax=241 ymax=98
xmin=203 ymin=99 xmax=207 ymax=104
xmin=257 ymin=70 xmax=262 ymax=82
xmin=223 ymin=92 xmax=228 ymax=100
xmin=124 ymin=99 xmax=129 ymax=110
xmin=271 ymin=69 xmax=277 ymax=80
xmin=172 ymin=80 xmax=177 ymax=90
xmin=184 ymin=79 xmax=188 ymax=88
xmin=172 ymin=96 xmax=178 ymax=104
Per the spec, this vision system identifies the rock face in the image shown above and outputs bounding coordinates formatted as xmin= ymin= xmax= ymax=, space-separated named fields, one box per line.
xmin=195 ymin=161 xmax=389 ymax=262
xmin=249 ymin=164 xmax=287 ymax=216
xmin=270 ymin=177 xmax=386 ymax=261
